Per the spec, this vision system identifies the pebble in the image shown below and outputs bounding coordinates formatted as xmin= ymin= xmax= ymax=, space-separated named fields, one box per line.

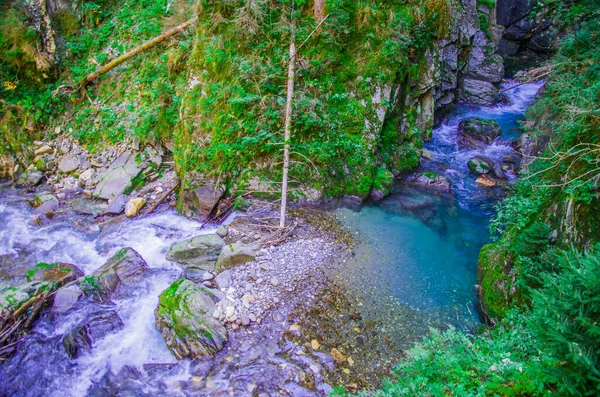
xmin=272 ymin=312 xmax=284 ymax=322
xmin=331 ymin=348 xmax=347 ymax=363
xmin=240 ymin=313 xmax=250 ymax=326
xmin=225 ymin=306 xmax=235 ymax=318
xmin=270 ymin=277 xmax=280 ymax=287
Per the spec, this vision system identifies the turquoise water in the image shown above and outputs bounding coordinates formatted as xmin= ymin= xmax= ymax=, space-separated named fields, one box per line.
xmin=334 ymin=82 xmax=543 ymax=343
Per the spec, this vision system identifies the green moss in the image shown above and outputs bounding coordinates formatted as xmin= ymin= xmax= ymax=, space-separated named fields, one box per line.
xmin=478 ymin=243 xmax=520 ymax=321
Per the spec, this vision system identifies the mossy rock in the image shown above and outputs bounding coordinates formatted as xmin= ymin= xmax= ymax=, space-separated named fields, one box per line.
xmin=467 ymin=156 xmax=493 ymax=175
xmin=458 ymin=118 xmax=502 ymax=148
xmin=477 ymin=243 xmax=521 ymax=322
xmin=155 ymin=279 xmax=227 ymax=359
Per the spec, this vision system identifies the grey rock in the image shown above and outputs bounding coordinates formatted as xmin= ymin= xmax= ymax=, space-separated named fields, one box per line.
xmin=32 ymin=198 xmax=59 ymax=216
xmin=496 ymin=0 xmax=533 ymax=26
xmin=58 ymin=154 xmax=80 ymax=174
xmin=215 ymin=242 xmax=261 ymax=272
xmin=215 ymin=270 xmax=233 ymax=290
xmin=93 ymin=153 xmax=142 ymax=200
xmin=155 ymin=279 xmax=228 ymax=359
xmin=91 ymin=247 xmax=149 ymax=298
xmin=52 ymin=285 xmax=82 ymax=315
xmin=71 ymin=198 xmax=108 ymax=217
xmin=216 ymin=226 xmax=228 ymax=238
xmin=16 ymin=170 xmax=44 ymax=186
xmin=460 ymin=78 xmax=499 ymax=106
xmin=412 ymin=172 xmax=452 ymax=192
xmin=105 ymin=194 xmax=128 ymax=215
xmin=166 ymin=234 xmax=226 ymax=274
xmin=178 ymin=180 xmax=225 ymax=219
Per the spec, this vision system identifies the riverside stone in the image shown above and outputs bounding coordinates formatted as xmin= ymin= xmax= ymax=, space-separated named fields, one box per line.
xmin=93 ymin=153 xmax=142 ymax=200
xmin=166 ymin=234 xmax=225 ymax=274
xmin=15 ymin=170 xmax=44 ymax=186
xmin=58 ymin=154 xmax=80 ymax=174
xmin=105 ymin=194 xmax=128 ymax=215
xmin=215 ymin=242 xmax=261 ymax=272
xmin=125 ymin=197 xmax=146 ymax=217
xmin=178 ymin=180 xmax=225 ymax=219
xmin=467 ymin=156 xmax=494 ymax=174
xmin=52 ymin=285 xmax=82 ymax=315
xmin=155 ymin=279 xmax=228 ymax=359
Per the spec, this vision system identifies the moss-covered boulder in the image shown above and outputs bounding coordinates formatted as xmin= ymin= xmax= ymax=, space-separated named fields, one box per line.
xmin=467 ymin=156 xmax=494 ymax=174
xmin=411 ymin=172 xmax=451 ymax=192
xmin=155 ymin=279 xmax=227 ymax=359
xmin=477 ymin=243 xmax=520 ymax=322
xmin=215 ymin=242 xmax=261 ymax=273
xmin=26 ymin=262 xmax=84 ymax=284
xmin=458 ymin=118 xmax=502 ymax=148
xmin=166 ymin=234 xmax=225 ymax=277
xmin=91 ymin=248 xmax=149 ymax=298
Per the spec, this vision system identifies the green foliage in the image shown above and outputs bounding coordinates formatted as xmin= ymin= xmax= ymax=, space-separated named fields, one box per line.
xmin=531 ymin=245 xmax=600 ymax=396
xmin=25 ymin=262 xmax=58 ymax=282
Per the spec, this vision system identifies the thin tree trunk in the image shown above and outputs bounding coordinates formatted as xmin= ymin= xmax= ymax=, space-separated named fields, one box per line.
xmin=280 ymin=26 xmax=296 ymax=229
xmin=314 ymin=0 xmax=326 ymax=22
xmin=83 ymin=17 xmax=198 ymax=85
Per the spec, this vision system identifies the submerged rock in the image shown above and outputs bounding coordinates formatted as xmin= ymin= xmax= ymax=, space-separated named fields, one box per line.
xmin=71 ymin=197 xmax=108 ymax=217
xmin=458 ymin=118 xmax=502 ymax=148
xmin=215 ymin=242 xmax=261 ymax=272
xmin=166 ymin=234 xmax=225 ymax=276
xmin=155 ymin=279 xmax=228 ymax=359
xmin=15 ymin=169 xmax=44 ymax=187
xmin=62 ymin=309 xmax=124 ymax=358
xmin=91 ymin=247 xmax=149 ymax=298
xmin=32 ymin=194 xmax=59 ymax=216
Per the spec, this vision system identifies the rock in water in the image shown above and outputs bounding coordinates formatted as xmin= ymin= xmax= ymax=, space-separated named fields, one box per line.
xmin=215 ymin=242 xmax=261 ymax=272
xmin=125 ymin=197 xmax=146 ymax=217
xmin=27 ymin=262 xmax=84 ymax=284
xmin=71 ymin=197 xmax=108 ymax=217
xmin=106 ymin=194 xmax=128 ymax=215
xmin=411 ymin=172 xmax=452 ymax=192
xmin=15 ymin=170 xmax=44 ymax=186
xmin=91 ymin=247 xmax=149 ymax=298
xmin=93 ymin=153 xmax=142 ymax=200
xmin=458 ymin=118 xmax=503 ymax=149
xmin=476 ymin=174 xmax=497 ymax=187
xmin=155 ymin=279 xmax=228 ymax=359
xmin=31 ymin=194 xmax=59 ymax=216
xmin=166 ymin=234 xmax=225 ymax=277
xmin=467 ymin=156 xmax=494 ymax=174
xmin=53 ymin=285 xmax=82 ymax=315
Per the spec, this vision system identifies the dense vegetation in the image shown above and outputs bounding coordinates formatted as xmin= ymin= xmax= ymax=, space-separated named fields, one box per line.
xmin=0 ymin=0 xmax=450 ymax=198
xmin=357 ymin=3 xmax=600 ymax=396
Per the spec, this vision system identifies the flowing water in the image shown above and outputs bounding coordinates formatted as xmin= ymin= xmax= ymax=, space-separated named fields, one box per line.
xmin=333 ymin=81 xmax=544 ymax=345
xmin=0 ymin=82 xmax=542 ymax=396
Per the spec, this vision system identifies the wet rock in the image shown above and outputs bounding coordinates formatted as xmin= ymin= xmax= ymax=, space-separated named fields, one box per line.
xmin=458 ymin=117 xmax=502 ymax=148
xmin=166 ymin=234 xmax=225 ymax=274
xmin=31 ymin=194 xmax=59 ymax=216
xmin=28 ymin=262 xmax=84 ymax=285
xmin=52 ymin=285 xmax=82 ymax=315
xmin=71 ymin=197 xmax=108 ymax=217
xmin=105 ymin=194 xmax=128 ymax=215
xmin=58 ymin=154 xmax=80 ymax=174
xmin=215 ymin=242 xmax=261 ymax=272
xmin=93 ymin=153 xmax=142 ymax=200
xmin=62 ymin=309 xmax=124 ymax=358
xmin=155 ymin=279 xmax=228 ymax=359
xmin=15 ymin=169 xmax=44 ymax=186
xmin=125 ymin=197 xmax=146 ymax=217
xmin=91 ymin=247 xmax=149 ymax=298
xmin=411 ymin=172 xmax=451 ymax=192
xmin=178 ymin=180 xmax=225 ymax=219
xmin=476 ymin=174 xmax=497 ymax=187
xmin=467 ymin=156 xmax=494 ymax=174
xmin=492 ymin=162 xmax=506 ymax=179
xmin=31 ymin=193 xmax=57 ymax=208
xmin=216 ymin=226 xmax=228 ymax=238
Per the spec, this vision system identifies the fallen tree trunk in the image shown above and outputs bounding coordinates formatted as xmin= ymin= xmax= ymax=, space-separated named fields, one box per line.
xmin=84 ymin=16 xmax=198 ymax=86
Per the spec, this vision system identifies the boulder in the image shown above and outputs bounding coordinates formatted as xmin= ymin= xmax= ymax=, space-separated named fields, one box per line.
xmin=215 ymin=269 xmax=233 ymax=290
xmin=411 ymin=172 xmax=451 ymax=192
xmin=467 ymin=32 xmax=505 ymax=83
xmin=71 ymin=197 xmax=108 ymax=217
xmin=93 ymin=153 xmax=142 ymax=200
xmin=62 ymin=309 xmax=124 ymax=358
xmin=15 ymin=169 xmax=44 ymax=187
xmin=91 ymin=248 xmax=149 ymax=298
xmin=178 ymin=181 xmax=225 ymax=219
xmin=105 ymin=194 xmax=128 ymax=215
xmin=155 ymin=279 xmax=228 ymax=359
xmin=496 ymin=0 xmax=533 ymax=26
xmin=58 ymin=154 xmax=80 ymax=174
xmin=52 ymin=285 xmax=82 ymax=315
xmin=166 ymin=234 xmax=225 ymax=276
xmin=34 ymin=145 xmax=53 ymax=156
xmin=125 ymin=198 xmax=146 ymax=217
xmin=78 ymin=168 xmax=96 ymax=184
xmin=31 ymin=193 xmax=57 ymax=208
xmin=460 ymin=78 xmax=499 ymax=106
xmin=458 ymin=118 xmax=502 ymax=148
xmin=215 ymin=242 xmax=261 ymax=272
xmin=467 ymin=156 xmax=494 ymax=174
xmin=27 ymin=262 xmax=84 ymax=285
